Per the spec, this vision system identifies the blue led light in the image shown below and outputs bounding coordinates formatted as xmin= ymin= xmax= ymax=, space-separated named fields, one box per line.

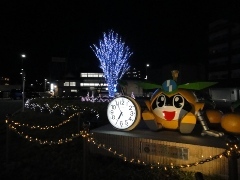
xmin=91 ymin=30 xmax=133 ymax=97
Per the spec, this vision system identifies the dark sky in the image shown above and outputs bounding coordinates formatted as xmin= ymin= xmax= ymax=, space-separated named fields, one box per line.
xmin=2 ymin=0 xmax=240 ymax=83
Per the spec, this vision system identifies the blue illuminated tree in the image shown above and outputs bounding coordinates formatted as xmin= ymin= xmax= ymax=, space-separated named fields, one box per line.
xmin=91 ymin=30 xmax=133 ymax=97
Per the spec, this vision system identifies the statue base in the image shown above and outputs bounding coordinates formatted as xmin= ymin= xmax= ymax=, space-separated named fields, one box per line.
xmin=90 ymin=120 xmax=240 ymax=178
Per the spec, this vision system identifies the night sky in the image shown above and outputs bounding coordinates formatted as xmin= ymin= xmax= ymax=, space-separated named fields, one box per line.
xmin=2 ymin=0 xmax=240 ymax=84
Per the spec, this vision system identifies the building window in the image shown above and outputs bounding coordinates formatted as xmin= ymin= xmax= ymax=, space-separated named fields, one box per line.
xmin=81 ymin=73 xmax=88 ymax=77
xmin=80 ymin=83 xmax=107 ymax=87
xmin=71 ymin=89 xmax=77 ymax=92
xmin=80 ymin=73 xmax=104 ymax=78
xmin=64 ymin=82 xmax=76 ymax=86
xmin=64 ymin=82 xmax=69 ymax=86
xmin=70 ymin=82 xmax=76 ymax=86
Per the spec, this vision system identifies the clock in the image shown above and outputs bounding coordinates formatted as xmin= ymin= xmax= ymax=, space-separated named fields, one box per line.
xmin=107 ymin=95 xmax=141 ymax=131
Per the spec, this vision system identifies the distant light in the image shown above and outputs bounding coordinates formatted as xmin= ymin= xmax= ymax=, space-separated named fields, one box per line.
xmin=50 ymin=83 xmax=54 ymax=91
xmin=21 ymin=54 xmax=26 ymax=58
xmin=146 ymin=64 xmax=149 ymax=67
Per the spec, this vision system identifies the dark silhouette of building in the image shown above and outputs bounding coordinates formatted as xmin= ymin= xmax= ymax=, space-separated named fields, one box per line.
xmin=208 ymin=19 xmax=240 ymax=87
xmin=49 ymin=57 xmax=67 ymax=81
xmin=123 ymin=67 xmax=142 ymax=80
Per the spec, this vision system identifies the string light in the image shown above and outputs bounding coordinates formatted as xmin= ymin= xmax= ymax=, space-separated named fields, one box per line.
xmin=6 ymin=99 xmax=240 ymax=171
xmin=80 ymin=92 xmax=111 ymax=102
xmin=80 ymin=130 xmax=239 ymax=170
xmin=8 ymin=113 xmax=78 ymax=130
xmin=8 ymin=123 xmax=81 ymax=145
xmin=6 ymin=100 xmax=100 ymax=145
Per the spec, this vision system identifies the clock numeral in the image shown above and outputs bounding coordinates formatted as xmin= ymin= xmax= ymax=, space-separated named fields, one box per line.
xmin=129 ymin=117 xmax=133 ymax=121
xmin=112 ymin=115 xmax=115 ymax=119
xmin=111 ymin=105 xmax=116 ymax=109
xmin=129 ymin=105 xmax=133 ymax=110
xmin=125 ymin=120 xmax=128 ymax=126
xmin=111 ymin=110 xmax=114 ymax=114
xmin=130 ymin=111 xmax=134 ymax=116
xmin=120 ymin=121 xmax=123 ymax=127
xmin=120 ymin=100 xmax=124 ymax=105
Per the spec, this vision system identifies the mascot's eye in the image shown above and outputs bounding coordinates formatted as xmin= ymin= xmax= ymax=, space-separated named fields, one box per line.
xmin=173 ymin=95 xmax=184 ymax=108
xmin=157 ymin=95 xmax=166 ymax=107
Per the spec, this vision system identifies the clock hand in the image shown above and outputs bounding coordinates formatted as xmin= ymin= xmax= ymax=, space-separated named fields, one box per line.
xmin=118 ymin=112 xmax=123 ymax=119
xmin=117 ymin=103 xmax=121 ymax=111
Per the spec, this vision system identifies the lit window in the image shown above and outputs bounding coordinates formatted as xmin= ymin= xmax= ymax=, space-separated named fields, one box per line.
xmin=64 ymin=82 xmax=69 ymax=86
xmin=70 ymin=82 xmax=76 ymax=86
xmin=71 ymin=89 xmax=77 ymax=92
xmin=80 ymin=83 xmax=107 ymax=87
xmin=81 ymin=73 xmax=88 ymax=77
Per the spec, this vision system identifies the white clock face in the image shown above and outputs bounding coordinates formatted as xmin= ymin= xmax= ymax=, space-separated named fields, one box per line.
xmin=107 ymin=96 xmax=140 ymax=130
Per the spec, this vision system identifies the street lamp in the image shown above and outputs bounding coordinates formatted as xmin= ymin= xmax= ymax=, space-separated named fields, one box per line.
xmin=44 ymin=79 xmax=47 ymax=92
xmin=21 ymin=54 xmax=26 ymax=69
xmin=20 ymin=54 xmax=26 ymax=112
xmin=145 ymin=64 xmax=150 ymax=80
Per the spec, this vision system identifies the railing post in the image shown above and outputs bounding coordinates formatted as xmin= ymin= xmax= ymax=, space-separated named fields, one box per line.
xmin=225 ymin=135 xmax=240 ymax=180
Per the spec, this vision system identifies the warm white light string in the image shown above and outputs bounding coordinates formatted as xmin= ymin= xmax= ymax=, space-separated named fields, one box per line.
xmin=6 ymin=100 xmax=240 ymax=170
xmin=80 ymin=130 xmax=240 ymax=170
xmin=7 ymin=121 xmax=81 ymax=145
xmin=25 ymin=93 xmax=111 ymax=104
xmin=7 ymin=112 xmax=78 ymax=130
xmin=80 ymin=93 xmax=111 ymax=103
xmin=6 ymin=100 xmax=100 ymax=145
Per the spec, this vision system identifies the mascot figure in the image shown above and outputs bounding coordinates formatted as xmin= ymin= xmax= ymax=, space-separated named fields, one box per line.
xmin=141 ymin=70 xmax=224 ymax=137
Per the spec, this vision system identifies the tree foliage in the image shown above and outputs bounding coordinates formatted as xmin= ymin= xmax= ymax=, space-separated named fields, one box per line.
xmin=91 ymin=30 xmax=133 ymax=97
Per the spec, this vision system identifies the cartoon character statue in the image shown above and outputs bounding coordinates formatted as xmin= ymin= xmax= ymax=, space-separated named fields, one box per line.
xmin=141 ymin=70 xmax=224 ymax=137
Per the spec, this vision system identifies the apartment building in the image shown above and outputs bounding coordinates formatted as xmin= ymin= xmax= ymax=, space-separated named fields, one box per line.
xmin=208 ymin=19 xmax=240 ymax=85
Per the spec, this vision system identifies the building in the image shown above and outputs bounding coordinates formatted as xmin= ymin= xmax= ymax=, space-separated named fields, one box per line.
xmin=208 ymin=19 xmax=240 ymax=86
xmin=79 ymin=72 xmax=108 ymax=96
xmin=52 ymin=71 xmax=144 ymax=97
xmin=0 ymin=77 xmax=21 ymax=98
xmin=49 ymin=57 xmax=67 ymax=81
xmin=124 ymin=67 xmax=142 ymax=80
xmin=0 ymin=77 xmax=10 ymax=85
